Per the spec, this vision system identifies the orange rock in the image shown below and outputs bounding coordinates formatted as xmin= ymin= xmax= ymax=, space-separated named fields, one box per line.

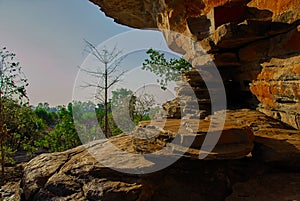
xmin=250 ymin=82 xmax=276 ymax=107
xmin=247 ymin=0 xmax=300 ymax=17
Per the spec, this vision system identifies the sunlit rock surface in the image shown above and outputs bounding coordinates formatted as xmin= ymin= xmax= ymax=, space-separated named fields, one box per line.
xmin=15 ymin=109 xmax=300 ymax=200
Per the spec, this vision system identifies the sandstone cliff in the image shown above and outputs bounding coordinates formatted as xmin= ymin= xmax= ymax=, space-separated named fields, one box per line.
xmin=91 ymin=0 xmax=300 ymax=129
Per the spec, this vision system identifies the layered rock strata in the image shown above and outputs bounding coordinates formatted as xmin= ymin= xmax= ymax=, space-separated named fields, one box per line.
xmin=162 ymin=70 xmax=211 ymax=119
xmin=90 ymin=0 xmax=300 ymax=129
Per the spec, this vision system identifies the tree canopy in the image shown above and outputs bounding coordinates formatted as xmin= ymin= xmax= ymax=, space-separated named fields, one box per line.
xmin=142 ymin=48 xmax=192 ymax=90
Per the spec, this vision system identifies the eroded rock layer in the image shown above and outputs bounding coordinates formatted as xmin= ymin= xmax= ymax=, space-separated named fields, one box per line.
xmin=16 ymin=109 xmax=300 ymax=200
xmin=90 ymin=0 xmax=300 ymax=129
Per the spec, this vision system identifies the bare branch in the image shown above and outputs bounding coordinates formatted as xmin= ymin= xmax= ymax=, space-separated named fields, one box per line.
xmin=83 ymin=39 xmax=104 ymax=62
xmin=80 ymin=81 xmax=105 ymax=90
xmin=80 ymin=40 xmax=127 ymax=137
xmin=79 ymin=67 xmax=103 ymax=77
xmin=107 ymin=71 xmax=126 ymax=89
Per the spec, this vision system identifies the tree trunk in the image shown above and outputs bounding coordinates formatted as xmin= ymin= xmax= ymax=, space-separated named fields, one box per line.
xmin=104 ymin=63 xmax=109 ymax=138
xmin=0 ymin=138 xmax=4 ymax=185
xmin=0 ymin=88 xmax=4 ymax=185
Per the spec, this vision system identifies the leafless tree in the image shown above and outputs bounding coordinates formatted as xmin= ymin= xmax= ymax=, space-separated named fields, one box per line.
xmin=80 ymin=40 xmax=126 ymax=137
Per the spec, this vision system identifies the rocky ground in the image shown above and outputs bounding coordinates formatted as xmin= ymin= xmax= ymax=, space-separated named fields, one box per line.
xmin=0 ymin=163 xmax=23 ymax=201
xmin=3 ymin=109 xmax=299 ymax=201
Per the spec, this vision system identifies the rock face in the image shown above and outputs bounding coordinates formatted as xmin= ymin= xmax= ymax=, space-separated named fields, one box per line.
xmin=16 ymin=109 xmax=300 ymax=200
xmin=90 ymin=0 xmax=300 ymax=129
xmin=251 ymin=54 xmax=300 ymax=129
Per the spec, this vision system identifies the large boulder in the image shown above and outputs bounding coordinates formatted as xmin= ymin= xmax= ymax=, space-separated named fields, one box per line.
xmin=19 ymin=136 xmax=233 ymax=201
xmin=225 ymin=109 xmax=300 ymax=168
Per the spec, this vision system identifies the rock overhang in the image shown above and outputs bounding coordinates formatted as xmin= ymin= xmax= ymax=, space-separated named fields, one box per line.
xmin=89 ymin=0 xmax=300 ymax=129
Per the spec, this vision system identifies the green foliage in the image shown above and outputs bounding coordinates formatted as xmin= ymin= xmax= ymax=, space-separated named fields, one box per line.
xmin=34 ymin=105 xmax=58 ymax=127
xmin=72 ymin=101 xmax=104 ymax=142
xmin=0 ymin=47 xmax=30 ymax=180
xmin=106 ymin=113 xmax=123 ymax=136
xmin=110 ymin=87 xmax=159 ymax=133
xmin=0 ymin=93 xmax=159 ymax=163
xmin=111 ymin=88 xmax=134 ymax=107
xmin=0 ymin=146 xmax=16 ymax=165
xmin=38 ymin=103 xmax=81 ymax=152
xmin=142 ymin=48 xmax=192 ymax=90
xmin=0 ymin=47 xmax=29 ymax=104
xmin=111 ymin=88 xmax=136 ymax=133
xmin=1 ymin=99 xmax=45 ymax=160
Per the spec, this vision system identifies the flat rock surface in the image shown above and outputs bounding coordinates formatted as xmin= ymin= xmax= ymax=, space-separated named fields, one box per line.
xmin=225 ymin=109 xmax=300 ymax=168
xmin=17 ymin=109 xmax=300 ymax=200
xmin=139 ymin=109 xmax=300 ymax=164
xmin=137 ymin=111 xmax=254 ymax=160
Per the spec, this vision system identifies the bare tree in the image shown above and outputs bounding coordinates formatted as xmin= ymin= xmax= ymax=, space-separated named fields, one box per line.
xmin=80 ymin=40 xmax=126 ymax=138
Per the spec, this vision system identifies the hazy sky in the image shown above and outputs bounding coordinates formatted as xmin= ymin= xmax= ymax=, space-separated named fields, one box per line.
xmin=0 ymin=0 xmax=132 ymax=105
xmin=0 ymin=0 xmax=181 ymax=106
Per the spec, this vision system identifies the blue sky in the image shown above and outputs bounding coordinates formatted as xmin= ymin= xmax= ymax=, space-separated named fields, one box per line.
xmin=0 ymin=0 xmax=132 ymax=105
